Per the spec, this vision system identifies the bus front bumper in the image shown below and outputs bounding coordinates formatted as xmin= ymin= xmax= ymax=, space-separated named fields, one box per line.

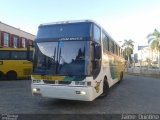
xmin=32 ymin=85 xmax=96 ymax=101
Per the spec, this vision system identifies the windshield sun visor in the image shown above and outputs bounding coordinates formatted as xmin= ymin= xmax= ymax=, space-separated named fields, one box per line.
xmin=37 ymin=42 xmax=57 ymax=59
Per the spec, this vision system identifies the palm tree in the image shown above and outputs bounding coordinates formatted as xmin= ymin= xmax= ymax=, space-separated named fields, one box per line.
xmin=122 ymin=39 xmax=134 ymax=68
xmin=147 ymin=29 xmax=160 ymax=69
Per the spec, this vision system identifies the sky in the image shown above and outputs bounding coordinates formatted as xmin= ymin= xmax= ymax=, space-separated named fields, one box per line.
xmin=0 ymin=0 xmax=160 ymax=52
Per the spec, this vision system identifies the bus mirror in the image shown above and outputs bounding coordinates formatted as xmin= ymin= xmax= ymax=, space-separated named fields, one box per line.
xmin=95 ymin=45 xmax=101 ymax=59
xmin=27 ymin=45 xmax=33 ymax=61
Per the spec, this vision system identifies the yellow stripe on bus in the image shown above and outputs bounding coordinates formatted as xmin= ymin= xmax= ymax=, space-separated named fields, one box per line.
xmin=32 ymin=75 xmax=65 ymax=80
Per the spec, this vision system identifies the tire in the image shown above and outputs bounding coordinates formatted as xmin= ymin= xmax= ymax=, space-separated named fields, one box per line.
xmin=0 ymin=71 xmax=3 ymax=80
xmin=118 ymin=72 xmax=123 ymax=83
xmin=7 ymin=71 xmax=17 ymax=80
xmin=100 ymin=77 xmax=109 ymax=98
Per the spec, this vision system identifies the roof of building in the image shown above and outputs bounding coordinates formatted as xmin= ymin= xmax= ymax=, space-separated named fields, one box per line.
xmin=0 ymin=21 xmax=36 ymax=40
xmin=39 ymin=19 xmax=97 ymax=26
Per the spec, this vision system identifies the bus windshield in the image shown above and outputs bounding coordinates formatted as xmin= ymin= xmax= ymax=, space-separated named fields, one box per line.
xmin=33 ymin=41 xmax=90 ymax=76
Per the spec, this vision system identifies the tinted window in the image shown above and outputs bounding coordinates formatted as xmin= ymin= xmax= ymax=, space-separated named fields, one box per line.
xmin=93 ymin=25 xmax=101 ymax=44
xmin=11 ymin=51 xmax=27 ymax=60
xmin=114 ymin=44 xmax=118 ymax=55
xmin=37 ymin=22 xmax=91 ymax=39
xmin=109 ymin=39 xmax=114 ymax=53
xmin=34 ymin=41 xmax=90 ymax=76
xmin=0 ymin=51 xmax=10 ymax=59
xmin=102 ymin=32 xmax=109 ymax=52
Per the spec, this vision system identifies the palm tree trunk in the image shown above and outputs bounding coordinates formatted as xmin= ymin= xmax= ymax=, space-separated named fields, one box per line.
xmin=127 ymin=55 xmax=130 ymax=72
xmin=128 ymin=55 xmax=130 ymax=66
xmin=158 ymin=50 xmax=160 ymax=70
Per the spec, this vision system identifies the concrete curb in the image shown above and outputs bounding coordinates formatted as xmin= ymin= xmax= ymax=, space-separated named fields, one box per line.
xmin=126 ymin=72 xmax=160 ymax=79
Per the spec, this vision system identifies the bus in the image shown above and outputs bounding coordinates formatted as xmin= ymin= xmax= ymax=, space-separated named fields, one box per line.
xmin=30 ymin=20 xmax=125 ymax=101
xmin=0 ymin=47 xmax=33 ymax=79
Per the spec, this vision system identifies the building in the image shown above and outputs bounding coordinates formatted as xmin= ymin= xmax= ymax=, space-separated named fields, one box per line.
xmin=133 ymin=53 xmax=138 ymax=63
xmin=0 ymin=22 xmax=35 ymax=48
xmin=137 ymin=45 xmax=158 ymax=61
xmin=136 ymin=45 xmax=158 ymax=67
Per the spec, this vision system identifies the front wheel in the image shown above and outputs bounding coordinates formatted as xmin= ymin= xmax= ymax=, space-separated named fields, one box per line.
xmin=100 ymin=78 xmax=109 ymax=98
xmin=7 ymin=71 xmax=17 ymax=80
xmin=118 ymin=72 xmax=123 ymax=84
xmin=0 ymin=71 xmax=3 ymax=80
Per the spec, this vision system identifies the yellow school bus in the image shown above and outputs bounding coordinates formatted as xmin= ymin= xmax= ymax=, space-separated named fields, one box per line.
xmin=0 ymin=47 xmax=33 ymax=79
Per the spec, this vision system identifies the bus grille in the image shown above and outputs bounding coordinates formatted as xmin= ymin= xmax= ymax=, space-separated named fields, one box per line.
xmin=23 ymin=69 xmax=32 ymax=75
xmin=43 ymin=80 xmax=55 ymax=84
xmin=43 ymin=80 xmax=71 ymax=85
xmin=59 ymin=81 xmax=72 ymax=85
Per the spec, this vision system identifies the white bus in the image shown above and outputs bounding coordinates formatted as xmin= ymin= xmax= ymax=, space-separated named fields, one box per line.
xmin=30 ymin=20 xmax=125 ymax=101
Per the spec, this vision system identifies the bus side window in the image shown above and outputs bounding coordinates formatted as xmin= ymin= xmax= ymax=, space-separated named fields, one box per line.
xmin=102 ymin=32 xmax=109 ymax=52
xmin=93 ymin=24 xmax=101 ymax=44
xmin=109 ymin=39 xmax=114 ymax=53
xmin=114 ymin=44 xmax=118 ymax=55
xmin=114 ymin=44 xmax=116 ymax=55
xmin=92 ymin=24 xmax=101 ymax=79
xmin=0 ymin=51 xmax=10 ymax=59
xmin=11 ymin=51 xmax=26 ymax=60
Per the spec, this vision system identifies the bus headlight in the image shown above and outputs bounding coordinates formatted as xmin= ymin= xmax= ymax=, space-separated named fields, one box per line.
xmin=76 ymin=91 xmax=86 ymax=95
xmin=32 ymin=88 xmax=40 ymax=92
xmin=80 ymin=91 xmax=86 ymax=95
xmin=32 ymin=88 xmax=41 ymax=96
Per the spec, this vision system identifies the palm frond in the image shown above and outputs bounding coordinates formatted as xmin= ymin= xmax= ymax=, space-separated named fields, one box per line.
xmin=147 ymin=28 xmax=160 ymax=51
xmin=148 ymin=37 xmax=155 ymax=44
xmin=122 ymin=39 xmax=134 ymax=56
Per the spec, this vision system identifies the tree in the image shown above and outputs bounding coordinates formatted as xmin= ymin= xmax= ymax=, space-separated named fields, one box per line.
xmin=122 ymin=39 xmax=134 ymax=69
xmin=147 ymin=29 xmax=160 ymax=69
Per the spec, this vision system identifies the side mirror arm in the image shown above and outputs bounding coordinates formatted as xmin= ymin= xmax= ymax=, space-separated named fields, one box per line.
xmin=27 ymin=44 xmax=34 ymax=61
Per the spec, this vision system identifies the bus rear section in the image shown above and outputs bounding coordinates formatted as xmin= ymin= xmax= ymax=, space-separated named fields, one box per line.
xmin=0 ymin=48 xmax=33 ymax=79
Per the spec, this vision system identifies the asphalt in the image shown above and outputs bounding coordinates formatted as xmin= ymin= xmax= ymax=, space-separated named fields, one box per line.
xmin=0 ymin=75 xmax=160 ymax=115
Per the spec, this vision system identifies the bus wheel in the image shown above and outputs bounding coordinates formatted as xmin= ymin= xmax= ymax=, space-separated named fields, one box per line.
xmin=0 ymin=71 xmax=3 ymax=80
xmin=100 ymin=77 xmax=109 ymax=98
xmin=118 ymin=72 xmax=123 ymax=83
xmin=7 ymin=71 xmax=17 ymax=80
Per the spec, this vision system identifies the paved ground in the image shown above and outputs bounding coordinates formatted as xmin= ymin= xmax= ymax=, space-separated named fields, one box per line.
xmin=0 ymin=75 xmax=160 ymax=114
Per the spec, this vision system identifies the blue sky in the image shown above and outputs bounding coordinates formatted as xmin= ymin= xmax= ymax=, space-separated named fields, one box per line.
xmin=1 ymin=0 xmax=160 ymax=51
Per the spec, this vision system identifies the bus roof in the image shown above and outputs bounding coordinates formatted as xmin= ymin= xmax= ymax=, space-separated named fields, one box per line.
xmin=39 ymin=19 xmax=100 ymax=27
xmin=39 ymin=20 xmax=123 ymax=49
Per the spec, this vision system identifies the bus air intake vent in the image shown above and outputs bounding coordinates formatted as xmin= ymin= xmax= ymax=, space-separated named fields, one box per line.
xmin=43 ymin=80 xmax=55 ymax=84
xmin=43 ymin=80 xmax=71 ymax=85
xmin=58 ymin=81 xmax=72 ymax=85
